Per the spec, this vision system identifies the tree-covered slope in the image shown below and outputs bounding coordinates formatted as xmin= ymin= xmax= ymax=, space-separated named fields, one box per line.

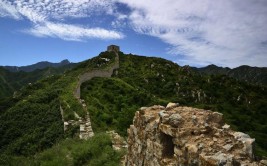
xmin=0 ymin=75 xmax=64 ymax=156
xmin=0 ymin=133 xmax=124 ymax=166
xmin=0 ymin=51 xmax=119 ymax=159
xmin=0 ymin=63 xmax=77 ymax=99
xmin=81 ymin=77 xmax=158 ymax=136
xmin=0 ymin=51 xmax=266 ymax=163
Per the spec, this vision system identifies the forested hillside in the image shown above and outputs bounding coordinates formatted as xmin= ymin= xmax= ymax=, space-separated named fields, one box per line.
xmin=82 ymin=53 xmax=267 ymax=156
xmin=0 ymin=63 xmax=76 ymax=99
xmin=0 ymin=51 xmax=266 ymax=165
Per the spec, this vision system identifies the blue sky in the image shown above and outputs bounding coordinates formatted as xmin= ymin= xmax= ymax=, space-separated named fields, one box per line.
xmin=0 ymin=0 xmax=267 ymax=68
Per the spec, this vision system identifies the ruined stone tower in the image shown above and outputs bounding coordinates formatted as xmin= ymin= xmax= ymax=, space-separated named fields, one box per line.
xmin=126 ymin=103 xmax=266 ymax=166
xmin=107 ymin=45 xmax=120 ymax=52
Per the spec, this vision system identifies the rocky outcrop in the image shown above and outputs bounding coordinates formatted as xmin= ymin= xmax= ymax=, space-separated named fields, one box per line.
xmin=126 ymin=103 xmax=264 ymax=166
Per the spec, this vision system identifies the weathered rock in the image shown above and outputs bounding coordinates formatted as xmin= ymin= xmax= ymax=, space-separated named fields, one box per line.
xmin=202 ymin=151 xmax=234 ymax=165
xmin=169 ymin=113 xmax=183 ymax=127
xmin=192 ymin=115 xmax=198 ymax=125
xmin=106 ymin=130 xmax=127 ymax=151
xmin=166 ymin=102 xmax=179 ymax=110
xmin=140 ymin=107 xmax=148 ymax=111
xmin=223 ymin=144 xmax=233 ymax=151
xmin=158 ymin=111 xmax=169 ymax=124
xmin=260 ymin=160 xmax=267 ymax=166
xmin=233 ymin=132 xmax=255 ymax=159
xmin=126 ymin=105 xmax=261 ymax=166
xmin=222 ymin=124 xmax=231 ymax=130
xmin=209 ymin=112 xmax=224 ymax=126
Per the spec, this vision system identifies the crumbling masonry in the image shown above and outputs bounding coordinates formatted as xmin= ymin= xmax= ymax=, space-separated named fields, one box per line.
xmin=126 ymin=103 xmax=267 ymax=166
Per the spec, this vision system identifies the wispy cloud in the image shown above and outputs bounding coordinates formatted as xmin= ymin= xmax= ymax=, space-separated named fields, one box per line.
xmin=0 ymin=0 xmax=124 ymax=40
xmin=0 ymin=1 xmax=21 ymax=19
xmin=24 ymin=22 xmax=124 ymax=41
xmin=117 ymin=0 xmax=267 ymax=67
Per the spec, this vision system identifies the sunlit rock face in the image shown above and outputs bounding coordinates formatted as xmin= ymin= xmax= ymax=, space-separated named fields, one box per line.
xmin=126 ymin=103 xmax=264 ymax=166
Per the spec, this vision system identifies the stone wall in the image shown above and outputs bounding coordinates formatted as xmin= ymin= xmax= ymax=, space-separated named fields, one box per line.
xmin=107 ymin=45 xmax=120 ymax=52
xmin=126 ymin=103 xmax=266 ymax=166
xmin=70 ymin=52 xmax=119 ymax=139
xmin=74 ymin=54 xmax=119 ymax=99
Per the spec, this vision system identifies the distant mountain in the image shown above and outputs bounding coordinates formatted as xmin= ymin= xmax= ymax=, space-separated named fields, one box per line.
xmin=0 ymin=61 xmax=78 ymax=99
xmin=193 ymin=64 xmax=267 ymax=86
xmin=3 ymin=59 xmax=75 ymax=72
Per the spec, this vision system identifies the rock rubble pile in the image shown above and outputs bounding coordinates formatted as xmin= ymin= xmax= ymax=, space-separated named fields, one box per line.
xmin=126 ymin=103 xmax=266 ymax=166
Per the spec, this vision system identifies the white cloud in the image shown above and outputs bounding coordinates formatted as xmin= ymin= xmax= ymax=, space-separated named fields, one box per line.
xmin=25 ymin=22 xmax=124 ymax=41
xmin=0 ymin=1 xmax=21 ymax=19
xmin=117 ymin=0 xmax=267 ymax=67
xmin=0 ymin=0 xmax=124 ymax=40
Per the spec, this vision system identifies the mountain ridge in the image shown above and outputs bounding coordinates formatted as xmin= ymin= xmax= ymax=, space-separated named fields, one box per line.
xmin=0 ymin=61 xmax=78 ymax=99
xmin=3 ymin=59 xmax=267 ymax=86
xmin=3 ymin=59 xmax=74 ymax=72
xmin=193 ymin=64 xmax=267 ymax=86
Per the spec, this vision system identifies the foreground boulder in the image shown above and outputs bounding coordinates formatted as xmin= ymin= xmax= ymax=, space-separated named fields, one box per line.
xmin=126 ymin=104 xmax=264 ymax=166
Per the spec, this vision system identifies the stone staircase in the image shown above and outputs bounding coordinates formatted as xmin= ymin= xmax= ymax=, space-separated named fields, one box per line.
xmin=79 ymin=99 xmax=94 ymax=139
xmin=61 ymin=101 xmax=94 ymax=139
xmin=79 ymin=112 xmax=94 ymax=139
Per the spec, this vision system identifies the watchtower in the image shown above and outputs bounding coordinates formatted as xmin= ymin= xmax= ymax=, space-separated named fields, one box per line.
xmin=107 ymin=45 xmax=120 ymax=53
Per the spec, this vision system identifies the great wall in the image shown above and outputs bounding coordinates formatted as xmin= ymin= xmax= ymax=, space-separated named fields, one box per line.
xmin=63 ymin=45 xmax=120 ymax=139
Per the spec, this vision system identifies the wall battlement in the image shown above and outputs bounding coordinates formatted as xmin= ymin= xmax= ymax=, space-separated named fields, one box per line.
xmin=107 ymin=45 xmax=120 ymax=53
